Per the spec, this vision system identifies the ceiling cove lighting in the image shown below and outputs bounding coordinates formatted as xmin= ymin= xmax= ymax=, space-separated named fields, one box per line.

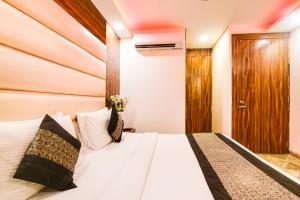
xmin=269 ymin=7 xmax=300 ymax=32
xmin=199 ymin=35 xmax=209 ymax=42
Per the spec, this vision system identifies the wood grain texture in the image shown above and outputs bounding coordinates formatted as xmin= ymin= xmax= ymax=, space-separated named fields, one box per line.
xmin=53 ymin=0 xmax=106 ymax=44
xmin=186 ymin=49 xmax=212 ymax=133
xmin=232 ymin=33 xmax=290 ymax=153
xmin=106 ymin=24 xmax=120 ymax=106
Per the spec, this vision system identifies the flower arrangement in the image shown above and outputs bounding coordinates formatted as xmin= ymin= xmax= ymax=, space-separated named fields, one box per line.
xmin=109 ymin=95 xmax=128 ymax=112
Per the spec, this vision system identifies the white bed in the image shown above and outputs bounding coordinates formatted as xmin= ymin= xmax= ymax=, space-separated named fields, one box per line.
xmin=2 ymin=2 xmax=299 ymax=199
xmin=29 ymin=132 xmax=300 ymax=200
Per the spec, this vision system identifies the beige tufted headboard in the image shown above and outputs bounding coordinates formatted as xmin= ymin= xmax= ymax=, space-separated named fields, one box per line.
xmin=0 ymin=0 xmax=107 ymax=121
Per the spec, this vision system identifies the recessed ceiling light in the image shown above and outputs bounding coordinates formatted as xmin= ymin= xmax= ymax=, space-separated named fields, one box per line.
xmin=114 ymin=22 xmax=124 ymax=31
xmin=199 ymin=35 xmax=208 ymax=42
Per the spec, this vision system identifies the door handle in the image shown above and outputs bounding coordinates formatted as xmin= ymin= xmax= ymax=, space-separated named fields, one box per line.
xmin=237 ymin=100 xmax=246 ymax=109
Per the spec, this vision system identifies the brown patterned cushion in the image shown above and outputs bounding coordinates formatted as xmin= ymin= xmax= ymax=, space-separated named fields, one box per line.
xmin=13 ymin=114 xmax=81 ymax=191
xmin=107 ymin=107 xmax=124 ymax=142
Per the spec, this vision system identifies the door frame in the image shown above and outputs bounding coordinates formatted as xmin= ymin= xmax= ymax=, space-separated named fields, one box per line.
xmin=231 ymin=33 xmax=290 ymax=152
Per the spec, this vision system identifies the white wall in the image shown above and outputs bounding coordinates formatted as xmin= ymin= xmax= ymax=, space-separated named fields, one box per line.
xmin=290 ymin=27 xmax=300 ymax=155
xmin=211 ymin=30 xmax=232 ymax=137
xmin=120 ymin=36 xmax=185 ymax=133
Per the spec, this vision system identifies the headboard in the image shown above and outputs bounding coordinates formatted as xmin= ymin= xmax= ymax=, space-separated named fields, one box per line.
xmin=0 ymin=0 xmax=107 ymax=121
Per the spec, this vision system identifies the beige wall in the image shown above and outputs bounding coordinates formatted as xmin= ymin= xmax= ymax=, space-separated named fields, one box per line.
xmin=120 ymin=36 xmax=185 ymax=133
xmin=290 ymin=26 xmax=300 ymax=155
xmin=211 ymin=30 xmax=232 ymax=137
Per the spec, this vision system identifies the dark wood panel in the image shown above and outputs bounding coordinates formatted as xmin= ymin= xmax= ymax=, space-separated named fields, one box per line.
xmin=106 ymin=24 xmax=120 ymax=106
xmin=232 ymin=33 xmax=290 ymax=153
xmin=186 ymin=49 xmax=212 ymax=133
xmin=53 ymin=0 xmax=106 ymax=44
xmin=260 ymin=38 xmax=290 ymax=153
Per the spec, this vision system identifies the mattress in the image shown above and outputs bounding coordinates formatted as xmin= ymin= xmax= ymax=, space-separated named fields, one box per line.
xmin=29 ymin=133 xmax=300 ymax=200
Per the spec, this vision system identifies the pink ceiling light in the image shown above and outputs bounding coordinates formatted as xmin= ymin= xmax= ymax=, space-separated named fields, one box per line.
xmin=261 ymin=0 xmax=300 ymax=30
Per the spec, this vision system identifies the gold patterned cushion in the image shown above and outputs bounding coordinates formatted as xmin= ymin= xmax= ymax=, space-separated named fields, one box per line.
xmin=13 ymin=115 xmax=81 ymax=191
xmin=107 ymin=107 xmax=124 ymax=142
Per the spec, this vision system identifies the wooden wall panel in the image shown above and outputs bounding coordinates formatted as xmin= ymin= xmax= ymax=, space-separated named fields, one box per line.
xmin=232 ymin=33 xmax=290 ymax=153
xmin=53 ymin=0 xmax=106 ymax=44
xmin=186 ymin=49 xmax=212 ymax=133
xmin=106 ymin=24 xmax=120 ymax=105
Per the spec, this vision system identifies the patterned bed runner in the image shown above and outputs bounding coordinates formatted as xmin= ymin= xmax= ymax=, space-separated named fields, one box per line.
xmin=186 ymin=133 xmax=300 ymax=200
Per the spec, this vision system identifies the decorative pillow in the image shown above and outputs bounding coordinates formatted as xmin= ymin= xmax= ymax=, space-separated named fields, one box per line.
xmin=107 ymin=107 xmax=124 ymax=142
xmin=77 ymin=108 xmax=112 ymax=150
xmin=0 ymin=113 xmax=65 ymax=200
xmin=13 ymin=114 xmax=81 ymax=191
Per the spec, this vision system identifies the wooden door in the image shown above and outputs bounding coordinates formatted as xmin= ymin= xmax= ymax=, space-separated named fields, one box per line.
xmin=232 ymin=33 xmax=290 ymax=153
xmin=186 ymin=49 xmax=212 ymax=133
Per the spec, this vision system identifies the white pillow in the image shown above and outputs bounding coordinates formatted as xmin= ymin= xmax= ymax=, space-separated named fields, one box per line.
xmin=77 ymin=108 xmax=112 ymax=150
xmin=60 ymin=115 xmax=77 ymax=139
xmin=0 ymin=113 xmax=77 ymax=200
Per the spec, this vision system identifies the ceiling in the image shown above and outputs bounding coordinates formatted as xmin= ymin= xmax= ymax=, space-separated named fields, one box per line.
xmin=109 ymin=0 xmax=298 ymax=48
xmin=91 ymin=0 xmax=132 ymax=38
xmin=269 ymin=6 xmax=300 ymax=32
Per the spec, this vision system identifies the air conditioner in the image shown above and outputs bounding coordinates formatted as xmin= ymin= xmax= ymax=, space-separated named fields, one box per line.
xmin=135 ymin=41 xmax=183 ymax=51
xmin=134 ymin=31 xmax=184 ymax=51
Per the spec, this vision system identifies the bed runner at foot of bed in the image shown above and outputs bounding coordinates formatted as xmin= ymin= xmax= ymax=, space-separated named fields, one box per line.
xmin=186 ymin=133 xmax=300 ymax=200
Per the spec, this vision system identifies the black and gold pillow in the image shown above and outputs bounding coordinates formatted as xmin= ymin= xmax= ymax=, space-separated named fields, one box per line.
xmin=13 ymin=114 xmax=81 ymax=191
xmin=107 ymin=107 xmax=124 ymax=142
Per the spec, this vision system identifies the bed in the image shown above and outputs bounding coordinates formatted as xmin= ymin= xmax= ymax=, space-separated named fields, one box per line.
xmin=28 ymin=132 xmax=300 ymax=200
xmin=0 ymin=1 xmax=299 ymax=199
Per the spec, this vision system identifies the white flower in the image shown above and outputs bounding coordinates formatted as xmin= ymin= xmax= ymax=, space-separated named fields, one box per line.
xmin=110 ymin=95 xmax=128 ymax=111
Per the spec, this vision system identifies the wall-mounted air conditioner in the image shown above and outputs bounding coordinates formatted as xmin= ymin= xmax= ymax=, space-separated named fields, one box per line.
xmin=135 ymin=41 xmax=183 ymax=51
xmin=134 ymin=31 xmax=184 ymax=51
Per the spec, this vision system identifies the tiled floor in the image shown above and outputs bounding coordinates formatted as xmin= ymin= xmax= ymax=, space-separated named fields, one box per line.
xmin=257 ymin=154 xmax=300 ymax=179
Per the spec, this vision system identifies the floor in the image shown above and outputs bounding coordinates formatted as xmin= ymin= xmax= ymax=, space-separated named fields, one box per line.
xmin=257 ymin=154 xmax=300 ymax=179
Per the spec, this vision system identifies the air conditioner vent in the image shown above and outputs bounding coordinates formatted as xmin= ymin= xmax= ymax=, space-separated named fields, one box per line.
xmin=135 ymin=43 xmax=176 ymax=49
xmin=134 ymin=32 xmax=184 ymax=51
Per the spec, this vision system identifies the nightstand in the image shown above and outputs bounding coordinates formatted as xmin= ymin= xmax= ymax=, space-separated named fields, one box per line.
xmin=123 ymin=128 xmax=136 ymax=133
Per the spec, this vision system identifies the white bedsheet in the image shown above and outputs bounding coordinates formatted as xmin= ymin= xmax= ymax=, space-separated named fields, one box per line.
xmin=141 ymin=134 xmax=213 ymax=200
xmin=30 ymin=132 xmax=158 ymax=200
xmin=30 ymin=133 xmax=299 ymax=200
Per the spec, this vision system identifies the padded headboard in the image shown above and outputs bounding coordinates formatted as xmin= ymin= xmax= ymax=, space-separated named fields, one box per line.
xmin=0 ymin=0 xmax=107 ymax=121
